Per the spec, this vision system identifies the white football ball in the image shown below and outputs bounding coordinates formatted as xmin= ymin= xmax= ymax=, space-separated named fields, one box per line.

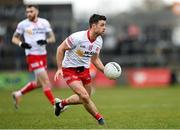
xmin=104 ymin=62 xmax=122 ymax=79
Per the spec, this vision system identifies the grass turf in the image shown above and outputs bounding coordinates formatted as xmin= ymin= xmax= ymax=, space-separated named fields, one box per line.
xmin=0 ymin=86 xmax=180 ymax=129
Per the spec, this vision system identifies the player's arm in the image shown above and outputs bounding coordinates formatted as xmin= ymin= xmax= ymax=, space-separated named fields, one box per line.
xmin=46 ymin=31 xmax=56 ymax=43
xmin=12 ymin=32 xmax=22 ymax=46
xmin=91 ymin=54 xmax=105 ymax=73
xmin=56 ymin=40 xmax=70 ymax=69
xmin=37 ymin=31 xmax=56 ymax=46
xmin=54 ymin=40 xmax=70 ymax=80
xmin=37 ymin=20 xmax=55 ymax=45
xmin=12 ymin=32 xmax=32 ymax=49
xmin=46 ymin=20 xmax=56 ymax=43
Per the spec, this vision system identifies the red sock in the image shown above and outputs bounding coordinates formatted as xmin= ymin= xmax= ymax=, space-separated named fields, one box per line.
xmin=61 ymin=99 xmax=68 ymax=107
xmin=95 ymin=113 xmax=103 ymax=120
xmin=20 ymin=81 xmax=38 ymax=95
xmin=43 ymin=87 xmax=55 ymax=105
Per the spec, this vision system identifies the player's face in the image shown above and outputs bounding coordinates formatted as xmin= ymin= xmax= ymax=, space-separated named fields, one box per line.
xmin=94 ymin=20 xmax=106 ymax=35
xmin=26 ymin=7 xmax=38 ymax=21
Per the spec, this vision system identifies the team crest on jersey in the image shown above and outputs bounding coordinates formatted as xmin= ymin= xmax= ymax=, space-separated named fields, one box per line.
xmin=26 ymin=29 xmax=33 ymax=35
xmin=76 ymin=49 xmax=84 ymax=57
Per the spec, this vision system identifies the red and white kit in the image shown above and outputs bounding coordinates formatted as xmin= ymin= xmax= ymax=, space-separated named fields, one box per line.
xmin=62 ymin=30 xmax=103 ymax=85
xmin=15 ymin=18 xmax=52 ymax=71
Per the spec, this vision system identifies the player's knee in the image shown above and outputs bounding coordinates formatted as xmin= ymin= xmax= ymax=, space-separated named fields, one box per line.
xmin=42 ymin=79 xmax=51 ymax=87
xmin=80 ymin=93 xmax=90 ymax=103
xmin=35 ymin=81 xmax=41 ymax=88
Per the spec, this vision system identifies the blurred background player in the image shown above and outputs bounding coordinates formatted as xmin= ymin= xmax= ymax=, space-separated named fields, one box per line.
xmin=11 ymin=5 xmax=56 ymax=109
xmin=54 ymin=14 xmax=106 ymax=125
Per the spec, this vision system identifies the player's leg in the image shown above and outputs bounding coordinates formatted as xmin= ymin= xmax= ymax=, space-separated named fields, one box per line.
xmin=59 ymin=82 xmax=92 ymax=106
xmin=68 ymin=82 xmax=104 ymax=124
xmin=12 ymin=79 xmax=41 ymax=109
xmin=55 ymin=67 xmax=99 ymax=117
xmin=55 ymin=80 xmax=91 ymax=116
xmin=35 ymin=68 xmax=55 ymax=105
xmin=60 ymin=68 xmax=94 ymax=106
xmin=56 ymin=67 xmax=92 ymax=106
xmin=84 ymin=83 xmax=105 ymax=125
xmin=60 ymin=94 xmax=81 ymax=105
xmin=70 ymin=81 xmax=104 ymax=125
xmin=55 ymin=80 xmax=104 ymax=125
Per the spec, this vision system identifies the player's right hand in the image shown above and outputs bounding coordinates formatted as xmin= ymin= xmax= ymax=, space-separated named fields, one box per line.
xmin=20 ymin=42 xmax=32 ymax=49
xmin=54 ymin=69 xmax=63 ymax=81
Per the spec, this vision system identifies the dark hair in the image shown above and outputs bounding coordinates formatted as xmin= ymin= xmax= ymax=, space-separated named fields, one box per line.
xmin=89 ymin=14 xmax=106 ymax=28
xmin=26 ymin=5 xmax=39 ymax=10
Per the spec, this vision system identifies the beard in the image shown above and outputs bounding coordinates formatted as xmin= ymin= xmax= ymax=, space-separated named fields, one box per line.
xmin=28 ymin=15 xmax=36 ymax=21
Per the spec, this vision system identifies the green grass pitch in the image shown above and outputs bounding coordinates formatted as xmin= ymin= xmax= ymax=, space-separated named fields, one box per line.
xmin=0 ymin=86 xmax=180 ymax=129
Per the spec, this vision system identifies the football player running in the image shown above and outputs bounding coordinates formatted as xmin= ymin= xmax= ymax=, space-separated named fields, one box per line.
xmin=54 ymin=14 xmax=106 ymax=125
xmin=12 ymin=5 xmax=56 ymax=108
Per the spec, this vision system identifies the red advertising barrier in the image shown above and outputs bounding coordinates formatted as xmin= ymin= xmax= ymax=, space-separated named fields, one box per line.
xmin=94 ymin=71 xmax=116 ymax=88
xmin=127 ymin=68 xmax=171 ymax=88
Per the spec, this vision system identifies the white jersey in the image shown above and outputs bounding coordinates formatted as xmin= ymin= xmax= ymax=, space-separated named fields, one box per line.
xmin=15 ymin=17 xmax=52 ymax=56
xmin=63 ymin=30 xmax=103 ymax=68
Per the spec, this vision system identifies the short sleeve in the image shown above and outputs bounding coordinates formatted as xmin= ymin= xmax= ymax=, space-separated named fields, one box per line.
xmin=96 ymin=37 xmax=103 ymax=54
xmin=15 ymin=22 xmax=24 ymax=35
xmin=65 ymin=32 xmax=79 ymax=48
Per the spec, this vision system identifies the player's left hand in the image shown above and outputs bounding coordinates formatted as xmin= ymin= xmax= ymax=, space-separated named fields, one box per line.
xmin=54 ymin=69 xmax=63 ymax=81
xmin=37 ymin=40 xmax=47 ymax=46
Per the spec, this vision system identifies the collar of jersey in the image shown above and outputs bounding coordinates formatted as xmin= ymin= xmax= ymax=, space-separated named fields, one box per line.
xmin=87 ymin=30 xmax=96 ymax=43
